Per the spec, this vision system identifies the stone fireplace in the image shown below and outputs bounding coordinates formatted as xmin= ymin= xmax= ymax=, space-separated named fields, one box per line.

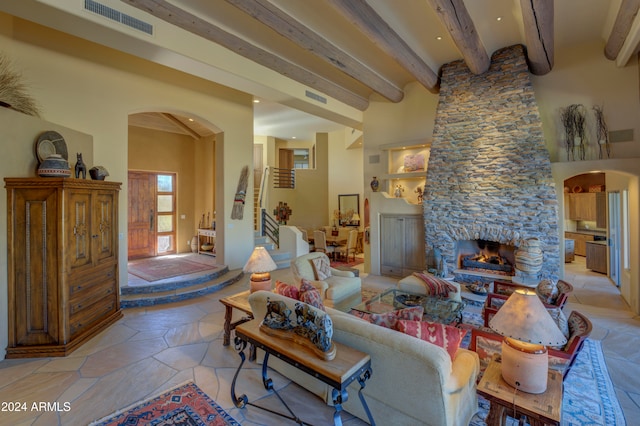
xmin=424 ymin=45 xmax=560 ymax=283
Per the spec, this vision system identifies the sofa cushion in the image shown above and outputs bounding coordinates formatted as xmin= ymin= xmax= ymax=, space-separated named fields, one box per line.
xmin=275 ymin=280 xmax=300 ymax=300
xmin=547 ymin=307 xmax=570 ymax=347
xmin=311 ymin=256 xmax=332 ymax=280
xmin=397 ymin=320 xmax=467 ymax=360
xmin=369 ymin=306 xmax=424 ymax=330
xmin=300 ymin=279 xmax=325 ymax=311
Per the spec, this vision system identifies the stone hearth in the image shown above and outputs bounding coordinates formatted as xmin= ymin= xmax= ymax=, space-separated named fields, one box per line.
xmin=423 ymin=45 xmax=560 ymax=281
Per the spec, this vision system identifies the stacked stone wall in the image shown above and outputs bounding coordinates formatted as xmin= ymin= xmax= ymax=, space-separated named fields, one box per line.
xmin=424 ymin=44 xmax=560 ymax=279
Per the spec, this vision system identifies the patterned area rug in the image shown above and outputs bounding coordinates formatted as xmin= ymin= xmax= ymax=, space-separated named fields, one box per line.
xmin=90 ymin=382 xmax=240 ymax=426
xmin=330 ymin=257 xmax=364 ymax=268
xmin=128 ymin=257 xmax=218 ymax=282
xmin=469 ymin=339 xmax=626 ymax=425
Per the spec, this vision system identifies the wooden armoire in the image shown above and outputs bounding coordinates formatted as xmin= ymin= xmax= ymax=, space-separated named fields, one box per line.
xmin=5 ymin=178 xmax=122 ymax=358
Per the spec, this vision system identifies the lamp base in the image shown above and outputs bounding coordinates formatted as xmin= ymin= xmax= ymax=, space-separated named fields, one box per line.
xmin=501 ymin=338 xmax=548 ymax=394
xmin=249 ymin=272 xmax=272 ymax=293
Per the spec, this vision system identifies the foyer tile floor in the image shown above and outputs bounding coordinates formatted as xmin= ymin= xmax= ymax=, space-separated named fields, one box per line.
xmin=0 ymin=255 xmax=637 ymax=425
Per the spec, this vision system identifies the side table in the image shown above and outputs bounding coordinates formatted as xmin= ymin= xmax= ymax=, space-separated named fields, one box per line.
xmin=219 ymin=290 xmax=253 ymax=346
xmin=232 ymin=319 xmax=375 ymax=426
xmin=477 ymin=357 xmax=562 ymax=426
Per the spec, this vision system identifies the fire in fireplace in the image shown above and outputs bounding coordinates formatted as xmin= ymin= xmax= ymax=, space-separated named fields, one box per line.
xmin=456 ymin=239 xmax=515 ymax=276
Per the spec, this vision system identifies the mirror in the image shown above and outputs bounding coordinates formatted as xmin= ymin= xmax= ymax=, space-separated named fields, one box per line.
xmin=338 ymin=194 xmax=360 ymax=227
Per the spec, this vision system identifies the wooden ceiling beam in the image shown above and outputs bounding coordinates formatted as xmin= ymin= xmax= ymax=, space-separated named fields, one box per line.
xmin=426 ymin=0 xmax=490 ymax=75
xmin=121 ymin=0 xmax=369 ymax=111
xmin=160 ymin=113 xmax=200 ymax=139
xmin=605 ymin=0 xmax=640 ymax=61
xmin=225 ymin=0 xmax=404 ymax=102
xmin=520 ymin=0 xmax=554 ymax=75
xmin=326 ymin=0 xmax=439 ymax=93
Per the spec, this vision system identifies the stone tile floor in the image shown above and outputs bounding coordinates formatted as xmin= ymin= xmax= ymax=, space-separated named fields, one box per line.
xmin=0 ymin=255 xmax=637 ymax=425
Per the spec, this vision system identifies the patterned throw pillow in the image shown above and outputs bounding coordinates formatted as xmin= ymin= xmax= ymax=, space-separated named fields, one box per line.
xmin=274 ymin=280 xmax=299 ymax=300
xmin=299 ymin=279 xmax=325 ymax=311
xmin=536 ymin=279 xmax=559 ymax=304
xmin=369 ymin=306 xmax=424 ymax=330
xmin=396 ymin=319 xmax=468 ymax=360
xmin=310 ymin=256 xmax=332 ymax=280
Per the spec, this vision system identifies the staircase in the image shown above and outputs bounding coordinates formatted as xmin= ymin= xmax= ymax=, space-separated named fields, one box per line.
xmin=255 ymin=233 xmax=291 ymax=270
xmin=120 ymin=263 xmax=243 ymax=308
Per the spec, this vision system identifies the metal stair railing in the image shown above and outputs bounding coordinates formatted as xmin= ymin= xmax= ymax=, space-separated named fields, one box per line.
xmin=261 ymin=209 xmax=279 ymax=248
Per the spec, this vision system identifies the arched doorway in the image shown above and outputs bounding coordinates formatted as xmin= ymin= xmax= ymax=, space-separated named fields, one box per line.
xmin=127 ymin=111 xmax=220 ymax=260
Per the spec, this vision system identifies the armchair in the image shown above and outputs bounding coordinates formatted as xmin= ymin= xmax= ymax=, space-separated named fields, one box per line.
xmin=291 ymin=252 xmax=361 ymax=309
xmin=484 ymin=279 xmax=573 ymax=327
xmin=470 ymin=310 xmax=592 ymax=379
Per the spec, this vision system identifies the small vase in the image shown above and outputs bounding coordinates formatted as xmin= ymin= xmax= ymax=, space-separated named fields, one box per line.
xmin=38 ymin=154 xmax=71 ymax=177
xmin=370 ymin=177 xmax=379 ymax=192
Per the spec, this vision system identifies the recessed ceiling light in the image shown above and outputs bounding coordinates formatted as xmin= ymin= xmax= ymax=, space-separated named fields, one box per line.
xmin=292 ymin=136 xmax=296 ymax=139
xmin=436 ymin=36 xmax=443 ymax=41
xmin=188 ymin=118 xmax=194 ymax=122
xmin=253 ymin=99 xmax=260 ymax=103
xmin=496 ymin=16 xmax=503 ymax=21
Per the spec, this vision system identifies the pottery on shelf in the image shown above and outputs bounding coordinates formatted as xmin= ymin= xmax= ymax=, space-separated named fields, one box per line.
xmin=89 ymin=166 xmax=109 ymax=180
xmin=38 ymin=154 xmax=71 ymax=177
xmin=370 ymin=176 xmax=379 ymax=192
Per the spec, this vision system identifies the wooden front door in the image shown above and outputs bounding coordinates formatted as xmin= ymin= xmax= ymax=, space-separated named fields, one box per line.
xmin=128 ymin=171 xmax=156 ymax=259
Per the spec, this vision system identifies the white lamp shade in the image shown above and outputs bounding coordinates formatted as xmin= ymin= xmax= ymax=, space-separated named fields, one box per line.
xmin=243 ymin=246 xmax=277 ymax=274
xmin=489 ymin=289 xmax=567 ymax=347
xmin=351 ymin=213 xmax=360 ymax=221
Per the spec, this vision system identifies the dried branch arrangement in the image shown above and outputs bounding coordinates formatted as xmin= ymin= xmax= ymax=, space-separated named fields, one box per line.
xmin=593 ymin=105 xmax=611 ymax=159
xmin=560 ymin=104 xmax=587 ymax=161
xmin=0 ymin=53 xmax=41 ymax=117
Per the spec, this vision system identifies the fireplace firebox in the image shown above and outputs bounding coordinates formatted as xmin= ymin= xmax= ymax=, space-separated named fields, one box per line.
xmin=456 ymin=239 xmax=515 ymax=277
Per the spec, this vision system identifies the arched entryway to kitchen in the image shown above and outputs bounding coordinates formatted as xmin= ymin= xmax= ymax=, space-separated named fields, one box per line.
xmin=557 ymin=165 xmax=639 ymax=314
xmin=127 ymin=111 xmax=220 ymax=263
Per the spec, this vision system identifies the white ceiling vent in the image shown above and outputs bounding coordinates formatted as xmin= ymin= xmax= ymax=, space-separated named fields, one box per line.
xmin=84 ymin=0 xmax=153 ymax=35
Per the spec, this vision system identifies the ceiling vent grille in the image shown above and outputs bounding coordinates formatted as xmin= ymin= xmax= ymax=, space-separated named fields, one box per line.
xmin=84 ymin=0 xmax=153 ymax=35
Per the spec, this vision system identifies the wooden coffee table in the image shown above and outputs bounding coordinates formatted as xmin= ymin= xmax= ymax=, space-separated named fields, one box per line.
xmin=477 ymin=357 xmax=562 ymax=425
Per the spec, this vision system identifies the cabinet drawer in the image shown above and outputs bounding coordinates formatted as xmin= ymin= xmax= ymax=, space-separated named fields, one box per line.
xmin=381 ymin=265 xmax=403 ymax=277
xmin=69 ymin=281 xmax=116 ymax=315
xmin=69 ymin=264 xmax=117 ymax=297
xmin=69 ymin=297 xmax=116 ymax=338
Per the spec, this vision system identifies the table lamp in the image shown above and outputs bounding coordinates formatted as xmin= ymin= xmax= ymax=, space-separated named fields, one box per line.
xmin=489 ymin=289 xmax=567 ymax=394
xmin=243 ymin=246 xmax=277 ymax=293
xmin=351 ymin=212 xmax=360 ymax=225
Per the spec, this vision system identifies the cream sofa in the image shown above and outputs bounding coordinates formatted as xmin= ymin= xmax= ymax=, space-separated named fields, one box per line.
xmin=248 ymin=291 xmax=480 ymax=426
xmin=291 ymin=252 xmax=361 ymax=309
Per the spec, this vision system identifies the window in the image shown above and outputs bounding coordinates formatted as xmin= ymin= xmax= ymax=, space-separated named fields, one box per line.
xmin=293 ymin=149 xmax=309 ymax=169
xmin=156 ymin=174 xmax=176 ymax=254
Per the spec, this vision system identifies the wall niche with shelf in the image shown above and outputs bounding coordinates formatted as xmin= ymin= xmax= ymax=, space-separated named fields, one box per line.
xmin=378 ymin=141 xmax=429 ymax=205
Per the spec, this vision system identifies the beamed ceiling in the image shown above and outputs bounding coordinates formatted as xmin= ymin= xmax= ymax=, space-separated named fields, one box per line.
xmin=2 ymin=1 xmax=638 ymax=140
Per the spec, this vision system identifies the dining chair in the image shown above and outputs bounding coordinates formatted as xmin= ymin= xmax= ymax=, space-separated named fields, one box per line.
xmin=336 ymin=229 xmax=358 ymax=262
xmin=313 ymin=230 xmax=335 ymax=259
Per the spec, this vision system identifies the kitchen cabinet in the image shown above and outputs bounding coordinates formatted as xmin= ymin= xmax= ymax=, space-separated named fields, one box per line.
xmin=586 ymin=241 xmax=607 ymax=274
xmin=380 ymin=214 xmax=425 ymax=277
xmin=596 ymin=192 xmax=607 ymax=229
xmin=564 ymin=232 xmax=594 ymax=257
xmin=568 ymin=193 xmax=596 ymax=221
xmin=5 ymin=178 xmax=122 ymax=358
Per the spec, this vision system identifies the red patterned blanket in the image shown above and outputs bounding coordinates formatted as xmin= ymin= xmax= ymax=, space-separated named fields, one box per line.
xmin=412 ymin=272 xmax=458 ymax=297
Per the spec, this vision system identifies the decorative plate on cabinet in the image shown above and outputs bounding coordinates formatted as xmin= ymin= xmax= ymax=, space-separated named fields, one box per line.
xmin=36 ymin=131 xmax=68 ymax=162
